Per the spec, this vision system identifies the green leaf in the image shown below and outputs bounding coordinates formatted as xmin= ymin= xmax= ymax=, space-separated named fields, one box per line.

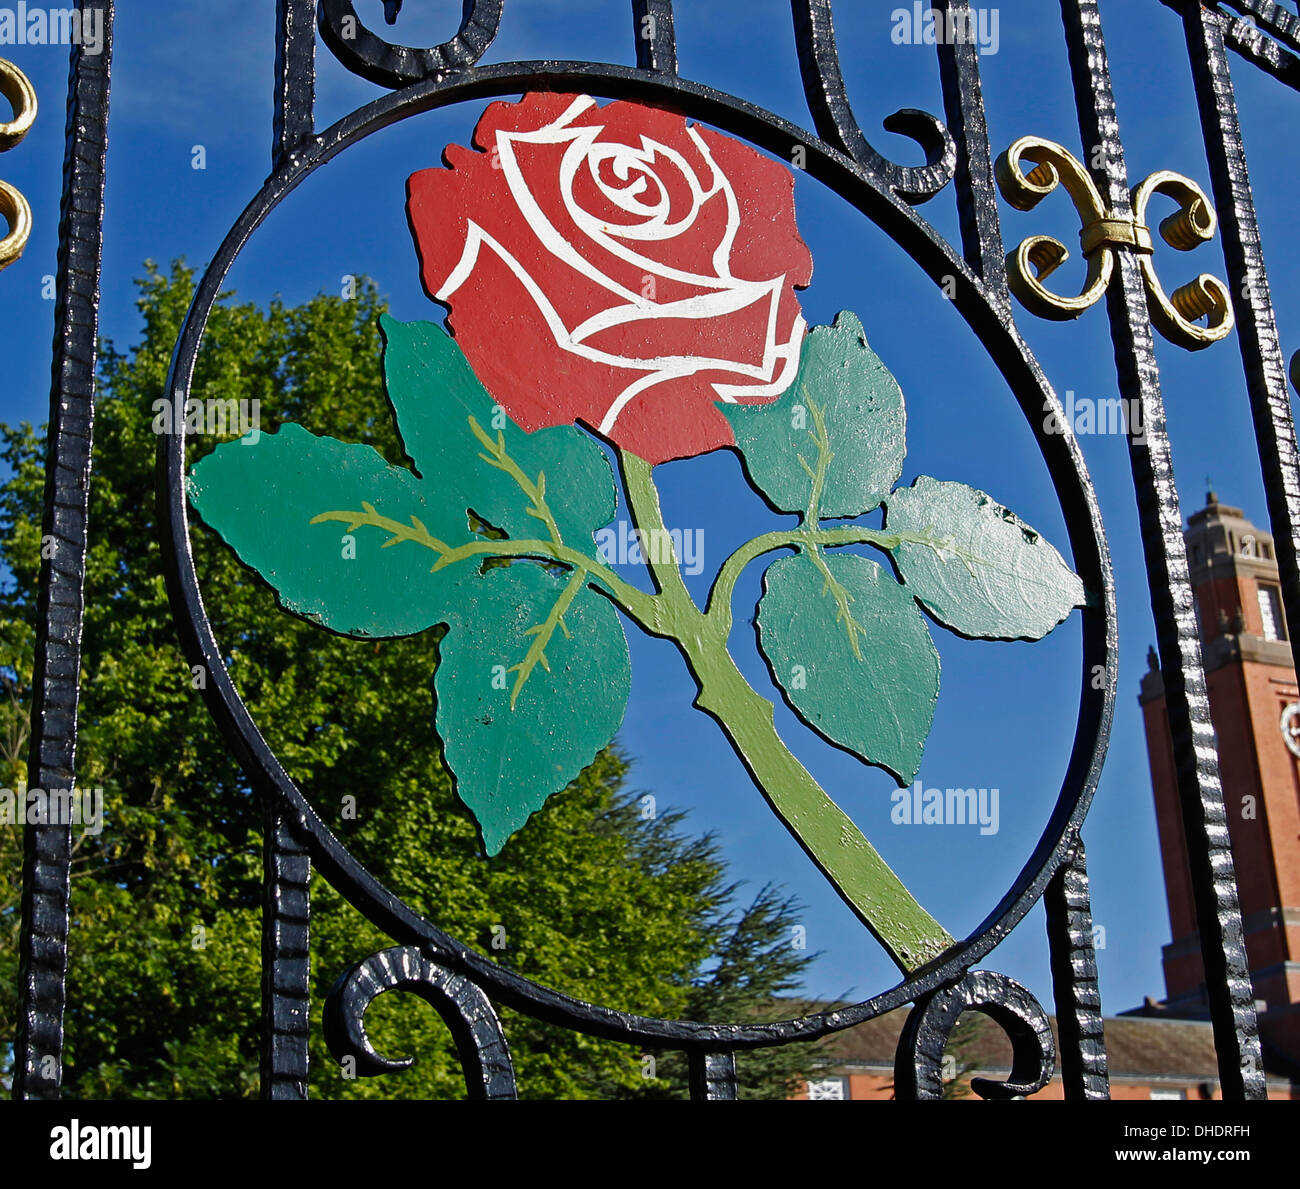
xmin=756 ymin=550 xmax=939 ymax=784
xmin=721 ymin=311 xmax=905 ymax=520
xmin=884 ymin=476 xmax=1086 ymax=640
xmin=379 ymin=315 xmax=616 ymax=556
xmin=187 ymin=423 xmax=470 ymax=638
xmin=188 ymin=328 xmax=633 ymax=854
xmin=434 ymin=564 xmax=631 ymax=855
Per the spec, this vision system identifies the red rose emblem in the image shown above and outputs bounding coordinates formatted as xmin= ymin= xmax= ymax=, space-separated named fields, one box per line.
xmin=407 ymin=93 xmax=813 ymax=464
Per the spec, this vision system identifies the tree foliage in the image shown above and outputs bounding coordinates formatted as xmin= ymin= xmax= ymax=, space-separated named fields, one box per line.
xmin=0 ymin=262 xmax=824 ymax=1099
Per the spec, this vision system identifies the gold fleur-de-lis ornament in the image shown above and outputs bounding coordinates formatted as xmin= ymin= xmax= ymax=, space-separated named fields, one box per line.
xmin=0 ymin=56 xmax=37 ymax=271
xmin=996 ymin=135 xmax=1233 ymax=350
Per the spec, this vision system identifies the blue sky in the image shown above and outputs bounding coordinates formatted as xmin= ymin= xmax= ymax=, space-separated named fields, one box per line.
xmin=2 ymin=0 xmax=1298 ymax=1024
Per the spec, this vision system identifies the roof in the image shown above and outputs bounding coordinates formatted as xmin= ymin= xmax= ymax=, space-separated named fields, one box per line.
xmin=798 ymin=1004 xmax=1295 ymax=1085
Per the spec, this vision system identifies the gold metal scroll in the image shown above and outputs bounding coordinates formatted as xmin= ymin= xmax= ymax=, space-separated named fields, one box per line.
xmin=0 ymin=57 xmax=37 ymax=270
xmin=995 ymin=136 xmax=1233 ymax=351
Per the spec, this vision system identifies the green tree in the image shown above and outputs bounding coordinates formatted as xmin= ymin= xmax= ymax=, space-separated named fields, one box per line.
xmin=1 ymin=261 xmax=823 ymax=1099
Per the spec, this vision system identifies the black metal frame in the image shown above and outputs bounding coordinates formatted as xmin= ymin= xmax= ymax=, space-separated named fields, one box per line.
xmin=13 ymin=0 xmax=114 ymax=1101
xmin=14 ymin=0 xmax=1297 ymax=1101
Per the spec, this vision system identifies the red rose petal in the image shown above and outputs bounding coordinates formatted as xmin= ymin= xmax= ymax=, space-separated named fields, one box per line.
xmin=407 ymin=93 xmax=812 ymax=462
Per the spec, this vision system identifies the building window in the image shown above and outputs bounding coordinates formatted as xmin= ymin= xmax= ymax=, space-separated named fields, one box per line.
xmin=806 ymin=1077 xmax=848 ymax=1100
xmin=1150 ymin=1087 xmax=1187 ymax=1101
xmin=1258 ymin=584 xmax=1286 ymax=641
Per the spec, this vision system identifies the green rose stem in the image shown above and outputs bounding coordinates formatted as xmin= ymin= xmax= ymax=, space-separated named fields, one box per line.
xmin=320 ymin=462 xmax=958 ymax=971
xmin=616 ymin=452 xmax=954 ymax=973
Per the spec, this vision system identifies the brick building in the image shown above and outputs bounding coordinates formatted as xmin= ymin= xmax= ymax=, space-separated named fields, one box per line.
xmin=1139 ymin=491 xmax=1300 ymax=1065
xmin=799 ymin=492 xmax=1300 ymax=1099
xmin=796 ymin=1009 xmax=1294 ymax=1099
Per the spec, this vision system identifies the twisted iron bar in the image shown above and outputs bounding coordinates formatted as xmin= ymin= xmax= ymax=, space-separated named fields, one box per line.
xmin=13 ymin=0 xmax=114 ymax=1101
xmin=1217 ymin=0 xmax=1300 ymax=57
xmin=632 ymin=0 xmax=677 ymax=74
xmin=1060 ymin=0 xmax=1264 ymax=1098
xmin=1045 ymin=841 xmax=1110 ymax=1099
xmin=262 ymin=808 xmax=312 ymax=1100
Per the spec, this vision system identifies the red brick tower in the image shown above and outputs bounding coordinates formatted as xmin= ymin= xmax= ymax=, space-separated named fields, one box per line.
xmin=1140 ymin=491 xmax=1300 ymax=1061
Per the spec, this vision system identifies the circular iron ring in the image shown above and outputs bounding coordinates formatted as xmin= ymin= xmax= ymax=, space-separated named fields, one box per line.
xmin=158 ymin=62 xmax=1117 ymax=1051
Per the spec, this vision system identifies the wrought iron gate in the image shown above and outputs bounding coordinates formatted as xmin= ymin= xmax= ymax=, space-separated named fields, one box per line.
xmin=12 ymin=0 xmax=1300 ymax=1101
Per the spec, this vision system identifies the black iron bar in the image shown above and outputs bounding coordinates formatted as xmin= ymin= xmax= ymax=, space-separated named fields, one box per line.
xmin=259 ymin=0 xmax=319 ymax=1103
xmin=13 ymin=0 xmax=115 ymax=1102
xmin=274 ymin=0 xmax=317 ymax=171
xmin=688 ymin=1051 xmax=738 ymax=1100
xmin=1218 ymin=10 xmax=1300 ymax=89
xmin=1044 ymin=841 xmax=1110 ymax=1099
xmin=932 ymin=0 xmax=1010 ymax=307
xmin=632 ymin=0 xmax=677 ymax=75
xmin=1217 ymin=0 xmax=1300 ymax=57
xmin=1181 ymin=1 xmax=1300 ymax=716
xmin=1060 ymin=0 xmax=1265 ymax=1100
xmin=262 ymin=807 xmax=312 ymax=1099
